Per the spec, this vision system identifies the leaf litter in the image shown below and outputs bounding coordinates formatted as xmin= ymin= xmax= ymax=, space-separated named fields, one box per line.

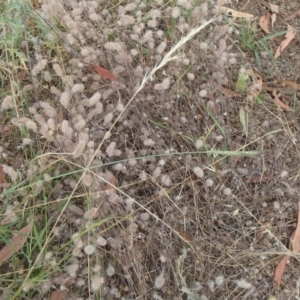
xmin=0 ymin=165 xmax=4 ymax=184
xmin=259 ymin=12 xmax=271 ymax=34
xmin=2 ymin=1 xmax=300 ymax=299
xmin=275 ymin=202 xmax=300 ymax=285
xmin=282 ymin=80 xmax=300 ymax=91
xmin=272 ymin=89 xmax=290 ymax=111
xmin=0 ymin=223 xmax=32 ymax=266
xmin=216 ymin=6 xmax=255 ymax=19
xmin=274 ymin=24 xmax=296 ymax=59
xmin=87 ymin=63 xmax=117 ymax=83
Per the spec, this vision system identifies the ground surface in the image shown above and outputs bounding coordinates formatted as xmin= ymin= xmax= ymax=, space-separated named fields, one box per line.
xmin=1 ymin=0 xmax=300 ymax=299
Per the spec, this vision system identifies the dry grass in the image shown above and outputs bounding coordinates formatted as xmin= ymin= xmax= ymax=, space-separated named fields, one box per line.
xmin=1 ymin=0 xmax=300 ymax=299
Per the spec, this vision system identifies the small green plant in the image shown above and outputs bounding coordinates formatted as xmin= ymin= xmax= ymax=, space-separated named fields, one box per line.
xmin=239 ymin=20 xmax=289 ymax=69
xmin=239 ymin=21 xmax=265 ymax=68
xmin=239 ymin=21 xmax=259 ymax=52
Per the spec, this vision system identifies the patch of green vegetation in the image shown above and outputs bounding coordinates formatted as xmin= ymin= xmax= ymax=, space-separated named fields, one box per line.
xmin=256 ymin=93 xmax=265 ymax=104
xmin=239 ymin=20 xmax=289 ymax=69
xmin=239 ymin=21 xmax=266 ymax=68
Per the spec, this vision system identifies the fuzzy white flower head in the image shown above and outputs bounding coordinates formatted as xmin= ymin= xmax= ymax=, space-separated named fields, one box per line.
xmin=239 ymin=66 xmax=246 ymax=74
xmin=106 ymin=142 xmax=116 ymax=157
xmin=53 ymin=63 xmax=64 ymax=77
xmin=156 ymin=41 xmax=167 ymax=54
xmin=106 ymin=264 xmax=115 ymax=276
xmin=200 ymin=42 xmax=208 ymax=50
xmin=193 ymin=166 xmax=204 ymax=178
xmin=195 ymin=139 xmax=203 ymax=149
xmin=229 ymin=57 xmax=237 ymax=64
xmin=66 ymin=264 xmax=79 ymax=277
xmin=171 ymin=7 xmax=181 ymax=18
xmin=86 ymin=92 xmax=100 ymax=106
xmin=187 ymin=73 xmax=195 ymax=81
xmin=205 ymin=178 xmax=214 ymax=187
xmin=199 ymin=90 xmax=208 ymax=97
xmin=96 ymin=236 xmax=107 ymax=246
xmin=1 ymin=95 xmax=13 ymax=110
xmin=178 ymin=0 xmax=192 ymax=8
xmin=153 ymin=167 xmax=161 ymax=178
xmin=22 ymin=138 xmax=33 ymax=146
xmin=154 ymin=272 xmax=165 ymax=289
xmin=158 ymin=159 xmax=166 ymax=166
xmin=72 ymin=141 xmax=86 ymax=158
xmin=25 ymin=120 xmax=37 ymax=132
xmin=235 ymin=279 xmax=252 ymax=289
xmin=215 ymin=275 xmax=224 ymax=286
xmin=140 ymin=212 xmax=150 ymax=221
xmin=84 ymin=207 xmax=98 ymax=220
xmin=77 ymin=278 xmax=85 ymax=287
xmin=159 ymin=255 xmax=166 ymax=263
xmin=31 ymin=59 xmax=47 ymax=76
xmin=71 ymin=83 xmax=85 ymax=94
xmin=60 ymin=92 xmax=70 ymax=108
xmin=156 ymin=30 xmax=164 ymax=38
xmin=154 ymin=78 xmax=170 ymax=90
xmin=281 ymin=170 xmax=288 ymax=178
xmin=45 ymin=252 xmax=53 ymax=261
xmin=273 ymin=201 xmax=280 ymax=210
xmin=223 ymin=187 xmax=232 ymax=196
xmin=148 ymin=19 xmax=157 ymax=28
xmin=207 ymin=280 xmax=214 ymax=291
xmin=131 ymin=49 xmax=139 ymax=56
xmin=140 ymin=171 xmax=147 ymax=182
xmin=104 ymin=112 xmax=113 ymax=126
xmin=143 ymin=30 xmax=153 ymax=43
xmin=118 ymin=15 xmax=135 ymax=26
xmin=150 ymin=9 xmax=161 ymax=19
xmin=82 ymin=174 xmax=93 ymax=187
xmin=124 ymin=3 xmax=136 ymax=11
xmin=41 ymin=281 xmax=51 ymax=294
xmin=91 ymin=277 xmax=104 ymax=292
xmin=84 ymin=244 xmax=95 ymax=255
xmin=161 ymin=174 xmax=172 ymax=186
xmin=144 ymin=138 xmax=155 ymax=146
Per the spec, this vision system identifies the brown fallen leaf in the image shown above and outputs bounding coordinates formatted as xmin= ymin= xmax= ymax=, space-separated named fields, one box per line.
xmin=275 ymin=201 xmax=300 ymax=285
xmin=56 ymin=104 xmax=64 ymax=124
xmin=262 ymin=85 xmax=295 ymax=94
xmin=283 ymin=9 xmax=300 ymax=22
xmin=0 ymin=123 xmax=13 ymax=137
xmin=0 ymin=165 xmax=4 ymax=184
xmin=50 ymin=290 xmax=68 ymax=300
xmin=275 ymin=255 xmax=289 ymax=285
xmin=246 ymin=70 xmax=263 ymax=98
xmin=257 ymin=0 xmax=278 ymax=13
xmin=216 ymin=6 xmax=255 ymax=19
xmin=272 ymin=89 xmax=290 ymax=110
xmin=256 ymin=222 xmax=271 ymax=240
xmin=282 ymin=80 xmax=300 ymax=91
xmin=269 ymin=3 xmax=279 ymax=14
xmin=271 ymin=13 xmax=277 ymax=28
xmin=291 ymin=201 xmax=300 ymax=252
xmin=220 ymin=86 xmax=240 ymax=98
xmin=230 ymin=136 xmax=242 ymax=163
xmin=0 ymin=223 xmax=32 ymax=266
xmin=274 ymin=24 xmax=296 ymax=59
xmin=88 ymin=64 xmax=117 ymax=83
xmin=259 ymin=12 xmax=271 ymax=33
xmin=247 ymin=172 xmax=271 ymax=183
xmin=17 ymin=70 xmax=27 ymax=81
xmin=105 ymin=174 xmax=117 ymax=191
xmin=179 ymin=231 xmax=193 ymax=242
xmin=64 ymin=276 xmax=75 ymax=287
